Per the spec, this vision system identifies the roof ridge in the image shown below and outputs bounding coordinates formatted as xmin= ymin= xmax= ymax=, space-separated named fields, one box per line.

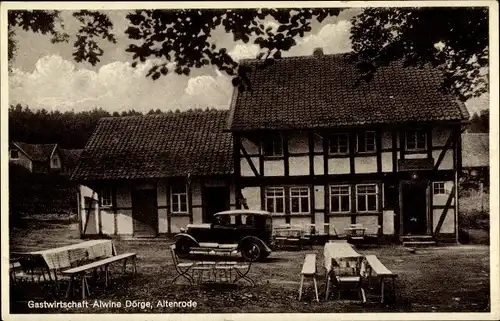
xmin=99 ymin=108 xmax=227 ymax=121
xmin=239 ymin=52 xmax=352 ymax=65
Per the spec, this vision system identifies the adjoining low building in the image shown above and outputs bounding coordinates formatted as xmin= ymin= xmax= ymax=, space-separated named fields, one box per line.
xmin=461 ymin=133 xmax=489 ymax=186
xmin=71 ymin=110 xmax=236 ymax=238
xmin=9 ymin=142 xmax=63 ymax=174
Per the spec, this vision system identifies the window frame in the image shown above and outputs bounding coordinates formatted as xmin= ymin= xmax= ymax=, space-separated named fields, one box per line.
xmin=433 ymin=182 xmax=446 ymax=195
xmin=405 ymin=129 xmax=427 ymax=151
xmin=289 ymin=186 xmax=311 ymax=214
xmin=329 ymin=185 xmax=351 ymax=213
xmin=355 ymin=131 xmax=376 ymax=153
xmin=171 ymin=184 xmax=189 ymax=214
xmin=261 ymin=134 xmax=284 ymax=157
xmin=10 ymin=149 xmax=19 ymax=159
xmin=329 ymin=133 xmax=349 ymax=155
xmin=265 ymin=187 xmax=285 ymax=214
xmin=355 ymin=184 xmax=379 ymax=213
xmin=100 ymin=187 xmax=113 ymax=207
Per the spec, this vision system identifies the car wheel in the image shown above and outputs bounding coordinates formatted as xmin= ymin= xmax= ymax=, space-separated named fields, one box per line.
xmin=175 ymin=238 xmax=194 ymax=258
xmin=241 ymin=241 xmax=261 ymax=262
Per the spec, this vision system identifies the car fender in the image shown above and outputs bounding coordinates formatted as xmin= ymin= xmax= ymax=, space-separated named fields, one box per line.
xmin=239 ymin=236 xmax=272 ymax=253
xmin=173 ymin=233 xmax=199 ymax=246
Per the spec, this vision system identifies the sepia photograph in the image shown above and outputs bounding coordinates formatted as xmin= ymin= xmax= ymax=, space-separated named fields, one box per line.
xmin=1 ymin=1 xmax=498 ymax=320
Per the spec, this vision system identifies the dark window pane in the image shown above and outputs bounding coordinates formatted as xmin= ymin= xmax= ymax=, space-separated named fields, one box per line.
xmin=276 ymin=199 xmax=284 ymax=213
xmin=357 ymin=196 xmax=366 ymax=211
xmin=291 ymin=198 xmax=299 ymax=213
xmin=340 ymin=195 xmax=350 ymax=212
xmin=367 ymin=195 xmax=377 ymax=211
xmin=274 ymin=136 xmax=283 ymax=155
xmin=266 ymin=198 xmax=274 ymax=212
xmin=301 ymin=197 xmax=309 ymax=212
xmin=180 ymin=202 xmax=188 ymax=212
xmin=331 ymin=196 xmax=340 ymax=212
xmin=262 ymin=140 xmax=273 ymax=156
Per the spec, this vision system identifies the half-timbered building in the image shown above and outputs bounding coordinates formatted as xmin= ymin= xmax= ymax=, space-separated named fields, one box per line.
xmin=226 ymin=51 xmax=469 ymax=242
xmin=71 ymin=110 xmax=236 ymax=238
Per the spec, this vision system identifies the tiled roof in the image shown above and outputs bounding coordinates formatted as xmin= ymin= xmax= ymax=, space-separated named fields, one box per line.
xmin=228 ymin=53 xmax=470 ymax=131
xmin=60 ymin=149 xmax=84 ymax=171
xmin=462 ymin=133 xmax=489 ymax=168
xmin=71 ymin=110 xmax=233 ymax=181
xmin=13 ymin=142 xmax=58 ymax=162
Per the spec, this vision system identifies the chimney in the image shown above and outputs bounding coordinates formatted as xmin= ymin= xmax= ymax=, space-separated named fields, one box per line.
xmin=313 ymin=47 xmax=324 ymax=57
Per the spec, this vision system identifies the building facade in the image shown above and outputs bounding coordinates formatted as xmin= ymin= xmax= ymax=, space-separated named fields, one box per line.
xmin=71 ymin=110 xmax=236 ymax=238
xmin=9 ymin=142 xmax=62 ymax=174
xmin=226 ymin=52 xmax=469 ymax=242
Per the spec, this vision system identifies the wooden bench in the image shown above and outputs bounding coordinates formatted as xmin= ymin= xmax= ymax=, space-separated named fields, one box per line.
xmin=62 ymin=252 xmax=137 ymax=299
xmin=298 ymin=254 xmax=319 ymax=302
xmin=364 ymin=255 xmax=397 ymax=303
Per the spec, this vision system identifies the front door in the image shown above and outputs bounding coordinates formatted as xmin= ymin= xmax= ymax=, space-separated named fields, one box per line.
xmin=132 ymin=188 xmax=158 ymax=237
xmin=401 ymin=181 xmax=428 ymax=235
xmin=203 ymin=186 xmax=230 ymax=223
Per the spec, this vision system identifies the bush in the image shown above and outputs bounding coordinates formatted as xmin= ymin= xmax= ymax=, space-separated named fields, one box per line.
xmin=459 ymin=187 xmax=489 ymax=230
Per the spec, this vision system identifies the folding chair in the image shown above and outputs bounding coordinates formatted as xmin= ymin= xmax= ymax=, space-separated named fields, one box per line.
xmin=170 ymin=245 xmax=194 ymax=284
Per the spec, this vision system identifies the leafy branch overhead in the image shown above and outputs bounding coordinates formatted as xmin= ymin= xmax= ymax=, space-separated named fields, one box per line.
xmin=350 ymin=7 xmax=489 ymax=101
xmin=124 ymin=8 xmax=341 ymax=91
xmin=8 ymin=7 xmax=489 ymax=99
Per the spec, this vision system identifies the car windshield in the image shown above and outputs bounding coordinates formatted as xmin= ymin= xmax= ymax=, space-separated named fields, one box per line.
xmin=213 ymin=215 xmax=230 ymax=225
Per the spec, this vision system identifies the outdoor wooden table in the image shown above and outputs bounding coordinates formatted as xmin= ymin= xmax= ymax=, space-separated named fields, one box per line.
xmin=28 ymin=240 xmax=116 ymax=281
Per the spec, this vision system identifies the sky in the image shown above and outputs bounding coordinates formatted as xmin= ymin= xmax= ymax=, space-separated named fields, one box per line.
xmin=8 ymin=9 xmax=489 ymax=115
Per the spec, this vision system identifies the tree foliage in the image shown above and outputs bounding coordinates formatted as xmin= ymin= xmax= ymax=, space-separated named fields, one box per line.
xmin=8 ymin=7 xmax=489 ymax=97
xmin=468 ymin=109 xmax=489 ymax=133
xmin=350 ymin=7 xmax=489 ymax=101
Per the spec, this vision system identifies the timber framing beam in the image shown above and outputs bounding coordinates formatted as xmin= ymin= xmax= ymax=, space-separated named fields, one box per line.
xmin=240 ymin=145 xmax=260 ymax=177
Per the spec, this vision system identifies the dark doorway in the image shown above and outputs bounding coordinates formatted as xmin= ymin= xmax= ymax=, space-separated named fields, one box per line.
xmin=203 ymin=186 xmax=230 ymax=223
xmin=402 ymin=181 xmax=428 ymax=235
xmin=132 ymin=188 xmax=158 ymax=237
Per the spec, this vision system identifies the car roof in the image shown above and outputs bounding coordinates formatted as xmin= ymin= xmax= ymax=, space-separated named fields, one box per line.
xmin=213 ymin=209 xmax=272 ymax=216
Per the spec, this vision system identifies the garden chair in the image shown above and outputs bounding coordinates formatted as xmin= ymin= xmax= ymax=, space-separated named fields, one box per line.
xmin=170 ymin=244 xmax=194 ymax=285
xmin=11 ymin=253 xmax=51 ymax=284
xmin=328 ymin=258 xmax=367 ymax=302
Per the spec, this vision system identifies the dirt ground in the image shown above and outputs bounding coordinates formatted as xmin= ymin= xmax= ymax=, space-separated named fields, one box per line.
xmin=9 ymin=220 xmax=491 ymax=313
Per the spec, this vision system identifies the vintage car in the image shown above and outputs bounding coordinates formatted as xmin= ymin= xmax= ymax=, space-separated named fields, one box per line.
xmin=173 ymin=209 xmax=274 ymax=261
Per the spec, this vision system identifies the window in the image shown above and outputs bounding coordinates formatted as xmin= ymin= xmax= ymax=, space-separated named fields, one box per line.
xmin=356 ymin=131 xmax=376 ymax=153
xmin=262 ymin=134 xmax=283 ymax=157
xmin=265 ymin=187 xmax=284 ymax=214
xmin=171 ymin=184 xmax=188 ymax=213
xmin=329 ymin=133 xmax=349 ymax=154
xmin=330 ymin=185 xmax=351 ymax=213
xmin=406 ymin=130 xmax=427 ymax=151
xmin=290 ymin=187 xmax=310 ymax=214
xmin=433 ymin=182 xmax=446 ymax=195
xmin=10 ymin=149 xmax=19 ymax=159
xmin=356 ymin=184 xmax=379 ymax=212
xmin=100 ymin=187 xmax=112 ymax=207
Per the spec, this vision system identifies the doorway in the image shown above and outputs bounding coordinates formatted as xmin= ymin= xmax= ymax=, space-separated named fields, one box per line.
xmin=401 ymin=181 xmax=428 ymax=235
xmin=203 ymin=186 xmax=230 ymax=223
xmin=132 ymin=187 xmax=158 ymax=237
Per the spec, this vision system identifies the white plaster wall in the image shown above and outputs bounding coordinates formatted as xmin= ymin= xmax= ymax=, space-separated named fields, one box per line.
xmin=314 ymin=156 xmax=324 ymax=175
xmin=328 ymin=158 xmax=350 ymax=174
xmin=314 ymin=212 xmax=325 ymax=234
xmin=100 ymin=209 xmax=115 ymax=235
xmin=432 ymin=149 xmax=454 ymax=170
xmin=264 ymin=160 xmax=285 ymax=176
xmin=354 ymin=156 xmax=377 ymax=173
xmin=191 ymin=182 xmax=202 ymax=207
xmin=356 ymin=215 xmax=379 ymax=235
xmin=171 ymin=216 xmax=190 ymax=234
xmin=272 ymin=216 xmax=287 ymax=228
xmin=314 ymin=186 xmax=324 ymax=210
xmin=289 ymin=156 xmax=309 ymax=176
xmin=330 ymin=216 xmax=351 ymax=236
xmin=433 ymin=209 xmax=455 ymax=233
xmin=381 ymin=152 xmax=392 ymax=172
xmin=290 ymin=217 xmax=312 ymax=229
xmin=241 ymin=187 xmax=261 ymax=210
xmin=241 ymin=157 xmax=260 ymax=176
xmin=193 ymin=208 xmax=203 ymax=224
xmin=383 ymin=210 xmax=395 ymax=235
xmin=117 ymin=210 xmax=133 ymax=235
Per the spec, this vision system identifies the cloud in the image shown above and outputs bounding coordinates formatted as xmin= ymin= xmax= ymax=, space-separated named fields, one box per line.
xmin=9 ymin=55 xmax=232 ymax=112
xmin=228 ymin=44 xmax=260 ymax=61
